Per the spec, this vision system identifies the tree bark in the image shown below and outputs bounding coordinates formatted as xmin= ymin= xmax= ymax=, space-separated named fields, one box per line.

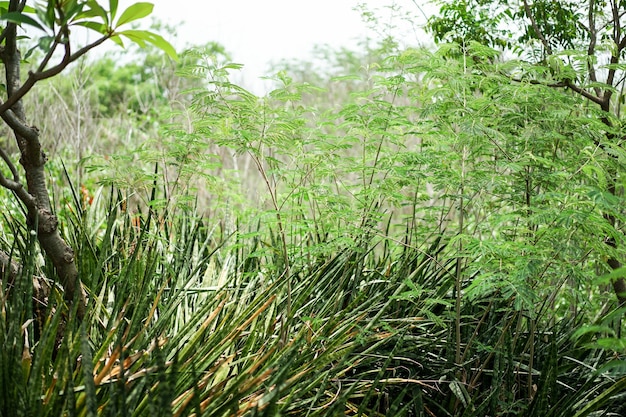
xmin=0 ymin=1 xmax=85 ymax=318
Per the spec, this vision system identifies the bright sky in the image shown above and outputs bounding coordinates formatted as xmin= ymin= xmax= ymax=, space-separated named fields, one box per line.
xmin=112 ymin=0 xmax=432 ymax=93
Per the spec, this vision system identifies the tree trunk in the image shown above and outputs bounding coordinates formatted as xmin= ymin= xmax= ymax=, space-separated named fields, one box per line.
xmin=0 ymin=6 xmax=85 ymax=318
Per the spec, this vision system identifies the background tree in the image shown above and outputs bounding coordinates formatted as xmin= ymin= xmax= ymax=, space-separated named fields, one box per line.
xmin=428 ymin=0 xmax=626 ymax=306
xmin=0 ymin=0 xmax=175 ymax=316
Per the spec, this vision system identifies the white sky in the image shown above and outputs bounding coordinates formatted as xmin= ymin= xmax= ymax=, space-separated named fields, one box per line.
xmin=110 ymin=0 xmax=433 ymax=93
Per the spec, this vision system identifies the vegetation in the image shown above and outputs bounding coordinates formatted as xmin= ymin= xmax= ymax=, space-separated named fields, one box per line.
xmin=1 ymin=1 xmax=625 ymax=416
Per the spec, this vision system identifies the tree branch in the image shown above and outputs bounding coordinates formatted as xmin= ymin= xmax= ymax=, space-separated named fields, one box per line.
xmin=0 ymin=169 xmax=21 ymax=191
xmin=611 ymin=0 xmax=620 ymax=47
xmin=523 ymin=0 xmax=553 ymax=55
xmin=512 ymin=76 xmax=606 ymax=106
xmin=1 ymin=249 xmax=53 ymax=314
xmin=565 ymin=79 xmax=606 ymax=106
xmin=0 ymin=145 xmax=35 ymax=209
xmin=0 ymin=107 xmax=38 ymax=141
xmin=1 ymin=0 xmax=87 ymax=318
xmin=0 ymin=248 xmax=20 ymax=280
xmin=0 ymin=34 xmax=110 ymax=118
xmin=0 ymin=144 xmax=19 ymax=181
xmin=35 ymin=30 xmax=67 ymax=75
xmin=587 ymin=0 xmax=601 ymax=97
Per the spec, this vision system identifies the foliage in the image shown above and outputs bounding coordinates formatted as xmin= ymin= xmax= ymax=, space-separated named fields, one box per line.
xmin=1 ymin=1 xmax=626 ymax=416
xmin=427 ymin=0 xmax=586 ymax=53
xmin=428 ymin=0 xmax=626 ymax=313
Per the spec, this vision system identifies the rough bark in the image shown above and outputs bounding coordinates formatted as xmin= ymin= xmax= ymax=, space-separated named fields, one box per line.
xmin=0 ymin=0 xmax=85 ymax=317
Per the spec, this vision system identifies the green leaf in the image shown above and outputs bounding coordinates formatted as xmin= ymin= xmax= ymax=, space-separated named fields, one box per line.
xmin=0 ymin=11 xmax=45 ymax=31
xmin=572 ymin=377 xmax=626 ymax=417
xmin=450 ymin=380 xmax=469 ymax=407
xmin=144 ymin=31 xmax=178 ymax=61
xmin=115 ymin=2 xmax=153 ymax=28
xmin=62 ymin=0 xmax=86 ymax=23
xmin=108 ymin=33 xmax=124 ymax=47
xmin=330 ymin=74 xmax=362 ymax=82
xmin=602 ymin=63 xmax=626 ymax=71
xmin=0 ymin=2 xmax=35 ymax=13
xmin=78 ymin=0 xmax=109 ymax=26
xmin=596 ymin=337 xmax=626 ymax=351
xmin=571 ymin=325 xmax=616 ymax=341
xmin=37 ymin=35 xmax=55 ymax=53
xmin=584 ymin=81 xmax=618 ymax=93
xmin=116 ymin=29 xmax=178 ymax=61
xmin=222 ymin=63 xmax=244 ymax=70
xmin=44 ymin=0 xmax=54 ymax=26
xmin=109 ymin=0 xmax=118 ymax=21
xmin=74 ymin=20 xmax=108 ymax=35
xmin=117 ymin=28 xmax=147 ymax=47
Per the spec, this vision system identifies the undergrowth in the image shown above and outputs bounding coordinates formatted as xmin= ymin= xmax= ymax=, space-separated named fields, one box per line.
xmin=1 ymin=27 xmax=626 ymax=417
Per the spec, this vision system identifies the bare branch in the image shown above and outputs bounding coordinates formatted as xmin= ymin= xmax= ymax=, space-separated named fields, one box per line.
xmin=0 ymin=107 xmax=38 ymax=140
xmin=0 ymin=144 xmax=19 ymax=181
xmin=523 ymin=0 xmax=553 ymax=55
xmin=512 ymin=75 xmax=605 ymax=106
xmin=0 ymin=170 xmax=21 ymax=190
xmin=0 ymin=249 xmax=21 ymax=279
xmin=612 ymin=0 xmax=620 ymax=46
xmin=0 ymin=146 xmax=35 ymax=208
xmin=0 ymin=35 xmax=109 ymax=117
xmin=0 ymin=143 xmax=35 ymax=208
xmin=36 ymin=31 xmax=66 ymax=75
xmin=587 ymin=0 xmax=601 ymax=96
xmin=1 ymin=249 xmax=53 ymax=313
xmin=606 ymin=1 xmax=623 ymax=89
xmin=565 ymin=79 xmax=606 ymax=106
xmin=0 ymin=172 xmax=36 ymax=213
xmin=0 ymin=167 xmax=36 ymax=209
xmin=511 ymin=78 xmax=567 ymax=88
xmin=0 ymin=1 xmax=112 ymax=118
xmin=598 ymin=9 xmax=626 ymax=32
xmin=517 ymin=1 xmax=619 ymax=111
xmin=602 ymin=35 xmax=626 ymax=110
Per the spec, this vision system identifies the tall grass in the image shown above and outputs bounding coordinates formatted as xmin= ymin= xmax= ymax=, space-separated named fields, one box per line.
xmin=2 ymin=177 xmax=625 ymax=416
xmin=1 ymin=178 xmax=445 ymax=415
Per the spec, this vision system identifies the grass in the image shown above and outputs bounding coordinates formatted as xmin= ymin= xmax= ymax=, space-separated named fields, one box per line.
xmin=2 ymin=181 xmax=625 ymax=416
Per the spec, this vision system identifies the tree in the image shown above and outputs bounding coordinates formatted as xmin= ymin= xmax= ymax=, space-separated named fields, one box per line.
xmin=0 ymin=0 xmax=176 ymax=317
xmin=428 ymin=0 xmax=626 ymax=306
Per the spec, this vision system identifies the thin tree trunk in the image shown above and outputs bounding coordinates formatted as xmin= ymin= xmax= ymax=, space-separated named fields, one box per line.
xmin=0 ymin=3 xmax=85 ymax=317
